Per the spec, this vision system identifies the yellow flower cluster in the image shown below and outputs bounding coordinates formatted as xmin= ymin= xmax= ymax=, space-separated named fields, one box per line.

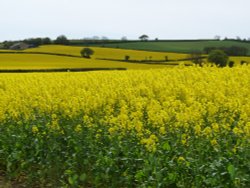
xmin=0 ymin=66 xmax=249 ymax=152
xmin=141 ymin=134 xmax=158 ymax=152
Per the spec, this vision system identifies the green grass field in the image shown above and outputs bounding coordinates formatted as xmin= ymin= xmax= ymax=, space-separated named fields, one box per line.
xmin=89 ymin=40 xmax=250 ymax=55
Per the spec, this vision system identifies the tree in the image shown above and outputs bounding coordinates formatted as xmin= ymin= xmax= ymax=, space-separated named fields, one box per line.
xmin=54 ymin=35 xmax=69 ymax=45
xmin=214 ymin=35 xmax=221 ymax=40
xmin=139 ymin=34 xmax=149 ymax=41
xmin=92 ymin=36 xmax=100 ymax=40
xmin=208 ymin=50 xmax=229 ymax=67
xmin=228 ymin=61 xmax=235 ymax=68
xmin=2 ymin=41 xmax=15 ymax=49
xmin=204 ymin=47 xmax=216 ymax=54
xmin=101 ymin=36 xmax=109 ymax=41
xmin=23 ymin=38 xmax=42 ymax=46
xmin=42 ymin=37 xmax=52 ymax=45
xmin=236 ymin=36 xmax=241 ymax=41
xmin=124 ymin=55 xmax=130 ymax=61
xmin=81 ymin=48 xmax=94 ymax=58
xmin=121 ymin=36 xmax=127 ymax=41
xmin=241 ymin=60 xmax=247 ymax=65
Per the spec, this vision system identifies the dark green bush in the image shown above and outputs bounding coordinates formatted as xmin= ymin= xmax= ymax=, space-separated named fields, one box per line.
xmin=208 ymin=50 xmax=229 ymax=67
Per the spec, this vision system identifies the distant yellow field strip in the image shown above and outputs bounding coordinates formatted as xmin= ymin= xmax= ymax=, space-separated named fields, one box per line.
xmin=25 ymin=45 xmax=189 ymax=60
xmin=0 ymin=54 xmax=178 ymax=69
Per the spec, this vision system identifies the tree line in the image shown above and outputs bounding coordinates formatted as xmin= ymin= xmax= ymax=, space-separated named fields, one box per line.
xmin=204 ymin=46 xmax=248 ymax=56
xmin=1 ymin=35 xmax=69 ymax=49
xmin=0 ymin=34 xmax=152 ymax=49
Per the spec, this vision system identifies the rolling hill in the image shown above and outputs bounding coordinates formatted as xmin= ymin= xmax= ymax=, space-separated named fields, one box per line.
xmin=85 ymin=40 xmax=250 ymax=55
xmin=0 ymin=44 xmax=249 ymax=71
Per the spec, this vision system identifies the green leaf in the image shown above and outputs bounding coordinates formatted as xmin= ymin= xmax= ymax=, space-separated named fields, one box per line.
xmin=64 ymin=169 xmax=72 ymax=175
xmin=168 ymin=172 xmax=176 ymax=181
xmin=80 ymin=173 xmax=87 ymax=182
xmin=68 ymin=177 xmax=74 ymax=185
xmin=162 ymin=142 xmax=171 ymax=151
xmin=135 ymin=170 xmax=145 ymax=181
xmin=68 ymin=174 xmax=78 ymax=185
xmin=227 ymin=164 xmax=236 ymax=179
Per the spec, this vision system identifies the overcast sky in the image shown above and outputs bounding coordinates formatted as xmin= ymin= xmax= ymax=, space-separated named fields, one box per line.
xmin=0 ymin=0 xmax=249 ymax=41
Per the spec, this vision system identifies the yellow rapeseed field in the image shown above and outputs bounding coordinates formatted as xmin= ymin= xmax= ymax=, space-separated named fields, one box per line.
xmin=0 ymin=54 xmax=176 ymax=69
xmin=0 ymin=66 xmax=249 ymax=187
xmin=229 ymin=56 xmax=250 ymax=64
xmin=25 ymin=45 xmax=188 ymax=60
xmin=1 ymin=66 xmax=249 ymax=140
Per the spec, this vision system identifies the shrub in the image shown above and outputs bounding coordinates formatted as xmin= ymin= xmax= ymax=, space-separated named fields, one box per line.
xmin=228 ymin=61 xmax=235 ymax=68
xmin=241 ymin=60 xmax=247 ymax=65
xmin=125 ymin=55 xmax=130 ymax=61
xmin=208 ymin=50 xmax=229 ymax=67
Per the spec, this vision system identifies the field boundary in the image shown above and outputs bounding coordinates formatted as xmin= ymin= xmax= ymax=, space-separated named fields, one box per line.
xmin=0 ymin=50 xmax=196 ymax=65
xmin=96 ymin=58 xmax=197 ymax=66
xmin=69 ymin=39 xmax=250 ymax=46
xmin=0 ymin=67 xmax=127 ymax=73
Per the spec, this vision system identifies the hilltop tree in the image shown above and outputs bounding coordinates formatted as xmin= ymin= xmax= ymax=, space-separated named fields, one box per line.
xmin=92 ymin=36 xmax=100 ymax=40
xmin=23 ymin=38 xmax=42 ymax=46
xmin=236 ymin=36 xmax=241 ymax=41
xmin=101 ymin=36 xmax=109 ymax=41
xmin=81 ymin=48 xmax=94 ymax=58
xmin=2 ymin=41 xmax=15 ymax=49
xmin=42 ymin=37 xmax=52 ymax=45
xmin=121 ymin=36 xmax=128 ymax=41
xmin=54 ymin=35 xmax=69 ymax=45
xmin=139 ymin=34 xmax=149 ymax=41
xmin=214 ymin=35 xmax=221 ymax=40
xmin=208 ymin=50 xmax=229 ymax=67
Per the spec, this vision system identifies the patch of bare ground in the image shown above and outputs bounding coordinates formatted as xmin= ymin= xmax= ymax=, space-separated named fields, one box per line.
xmin=0 ymin=171 xmax=28 ymax=188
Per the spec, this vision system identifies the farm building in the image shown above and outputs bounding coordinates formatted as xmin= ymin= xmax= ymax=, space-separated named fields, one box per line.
xmin=9 ymin=42 xmax=31 ymax=50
